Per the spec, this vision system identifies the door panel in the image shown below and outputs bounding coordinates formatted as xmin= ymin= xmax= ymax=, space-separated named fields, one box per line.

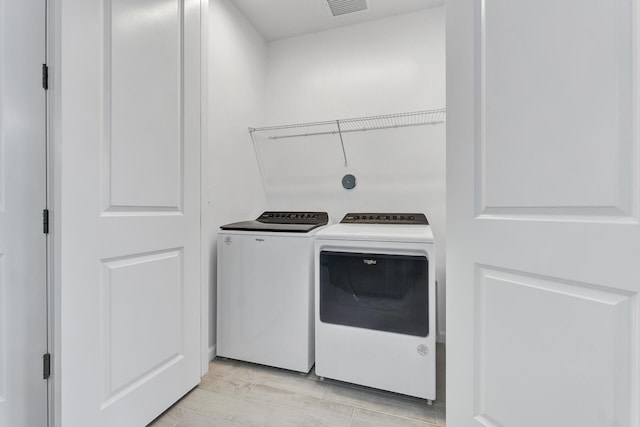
xmin=57 ymin=0 xmax=201 ymax=425
xmin=107 ymin=0 xmax=182 ymax=211
xmin=0 ymin=0 xmax=48 ymax=425
xmin=475 ymin=266 xmax=632 ymax=427
xmin=478 ymin=0 xmax=634 ymax=218
xmin=447 ymin=0 xmax=639 ymax=426
xmin=101 ymin=249 xmax=183 ymax=406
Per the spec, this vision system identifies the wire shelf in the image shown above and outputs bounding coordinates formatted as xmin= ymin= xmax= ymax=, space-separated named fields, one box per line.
xmin=248 ymin=108 xmax=446 ymax=140
xmin=248 ymin=108 xmax=446 ymax=179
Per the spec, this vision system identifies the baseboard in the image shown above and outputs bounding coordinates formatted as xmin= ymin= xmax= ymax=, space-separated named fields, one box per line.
xmin=208 ymin=345 xmax=216 ymax=362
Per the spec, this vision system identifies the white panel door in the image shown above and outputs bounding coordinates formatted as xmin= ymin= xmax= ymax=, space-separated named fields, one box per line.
xmin=0 ymin=0 xmax=48 ymax=425
xmin=56 ymin=0 xmax=201 ymax=425
xmin=447 ymin=1 xmax=639 ymax=426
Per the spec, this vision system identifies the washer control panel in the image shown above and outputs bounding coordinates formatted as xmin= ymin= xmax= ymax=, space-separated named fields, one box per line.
xmin=340 ymin=213 xmax=428 ymax=225
xmin=258 ymin=211 xmax=329 ymax=225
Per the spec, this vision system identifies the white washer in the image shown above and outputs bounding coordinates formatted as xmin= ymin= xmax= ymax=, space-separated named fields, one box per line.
xmin=216 ymin=211 xmax=329 ymax=373
xmin=314 ymin=213 xmax=436 ymax=401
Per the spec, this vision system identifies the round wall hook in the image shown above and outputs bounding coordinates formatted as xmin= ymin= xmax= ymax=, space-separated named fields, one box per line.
xmin=342 ymin=174 xmax=356 ymax=190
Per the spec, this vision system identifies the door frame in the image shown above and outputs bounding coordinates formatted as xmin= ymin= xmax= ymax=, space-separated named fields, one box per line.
xmin=43 ymin=0 xmax=52 ymax=423
xmin=0 ymin=0 xmax=50 ymax=424
xmin=46 ymin=0 xmax=58 ymax=423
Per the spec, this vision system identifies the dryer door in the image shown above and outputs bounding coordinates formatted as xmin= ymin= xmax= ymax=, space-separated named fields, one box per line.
xmin=319 ymin=251 xmax=429 ymax=337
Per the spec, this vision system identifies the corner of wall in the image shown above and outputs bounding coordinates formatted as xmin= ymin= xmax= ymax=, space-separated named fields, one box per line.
xmin=206 ymin=0 xmax=269 ymax=356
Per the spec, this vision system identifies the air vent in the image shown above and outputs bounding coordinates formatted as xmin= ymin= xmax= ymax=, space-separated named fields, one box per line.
xmin=326 ymin=0 xmax=368 ymax=16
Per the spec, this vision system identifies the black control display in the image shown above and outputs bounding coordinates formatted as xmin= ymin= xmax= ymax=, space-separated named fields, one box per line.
xmin=258 ymin=211 xmax=329 ymax=225
xmin=340 ymin=213 xmax=428 ymax=225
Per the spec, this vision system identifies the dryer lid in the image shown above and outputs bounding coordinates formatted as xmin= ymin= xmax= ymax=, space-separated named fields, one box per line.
xmin=316 ymin=213 xmax=433 ymax=243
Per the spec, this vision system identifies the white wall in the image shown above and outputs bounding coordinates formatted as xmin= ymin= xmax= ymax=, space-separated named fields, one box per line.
xmin=206 ymin=0 xmax=268 ymax=358
xmin=263 ymin=9 xmax=445 ymax=124
xmin=257 ymin=7 xmax=447 ymax=340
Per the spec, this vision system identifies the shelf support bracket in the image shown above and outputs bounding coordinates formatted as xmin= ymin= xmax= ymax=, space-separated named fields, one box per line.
xmin=249 ymin=128 xmax=269 ymax=193
xmin=336 ymin=120 xmax=348 ymax=167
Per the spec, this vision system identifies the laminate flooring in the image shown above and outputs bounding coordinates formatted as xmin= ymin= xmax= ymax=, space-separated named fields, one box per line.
xmin=150 ymin=343 xmax=445 ymax=427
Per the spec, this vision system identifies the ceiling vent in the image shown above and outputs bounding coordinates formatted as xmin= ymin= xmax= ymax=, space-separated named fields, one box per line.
xmin=325 ymin=0 xmax=369 ymax=17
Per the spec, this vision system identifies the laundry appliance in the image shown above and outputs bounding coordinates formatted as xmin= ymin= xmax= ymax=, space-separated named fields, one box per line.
xmin=216 ymin=211 xmax=329 ymax=373
xmin=314 ymin=213 xmax=436 ymax=401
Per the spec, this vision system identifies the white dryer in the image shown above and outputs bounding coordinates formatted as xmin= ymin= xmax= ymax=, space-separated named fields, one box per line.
xmin=217 ymin=211 xmax=328 ymax=373
xmin=314 ymin=213 xmax=436 ymax=401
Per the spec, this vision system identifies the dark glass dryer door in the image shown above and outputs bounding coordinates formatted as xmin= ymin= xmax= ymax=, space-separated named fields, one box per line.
xmin=319 ymin=251 xmax=429 ymax=337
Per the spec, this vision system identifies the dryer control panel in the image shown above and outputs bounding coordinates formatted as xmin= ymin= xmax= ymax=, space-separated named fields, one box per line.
xmin=340 ymin=213 xmax=428 ymax=225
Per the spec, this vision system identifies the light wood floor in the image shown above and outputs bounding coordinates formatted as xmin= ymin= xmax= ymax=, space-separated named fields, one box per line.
xmin=150 ymin=344 xmax=445 ymax=427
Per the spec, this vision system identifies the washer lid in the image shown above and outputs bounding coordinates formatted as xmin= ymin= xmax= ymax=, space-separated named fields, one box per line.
xmin=220 ymin=211 xmax=329 ymax=233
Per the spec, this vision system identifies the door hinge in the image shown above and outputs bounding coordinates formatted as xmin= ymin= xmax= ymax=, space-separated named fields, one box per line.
xmin=43 ymin=209 xmax=49 ymax=234
xmin=43 ymin=353 xmax=51 ymax=380
xmin=42 ymin=64 xmax=49 ymax=90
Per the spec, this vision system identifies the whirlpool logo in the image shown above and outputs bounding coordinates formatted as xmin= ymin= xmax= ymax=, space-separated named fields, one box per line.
xmin=362 ymin=259 xmax=377 ymax=266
